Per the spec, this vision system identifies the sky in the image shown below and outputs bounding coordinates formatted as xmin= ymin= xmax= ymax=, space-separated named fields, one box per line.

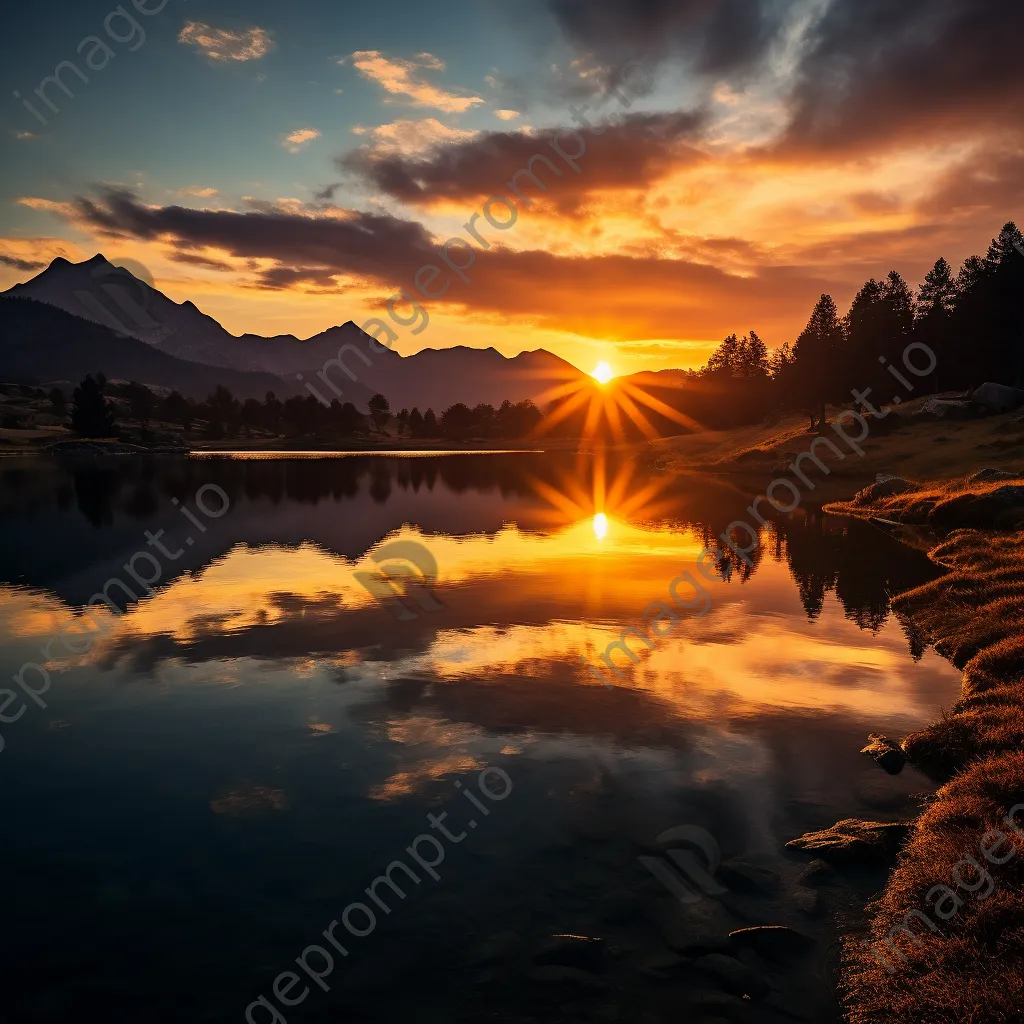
xmin=1 ymin=0 xmax=1022 ymax=376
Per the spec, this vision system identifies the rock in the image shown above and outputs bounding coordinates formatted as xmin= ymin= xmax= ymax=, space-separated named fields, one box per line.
xmin=533 ymin=934 xmax=606 ymax=972
xmin=969 ymin=468 xmax=1017 ymax=484
xmin=853 ymin=476 xmax=917 ymax=504
xmin=467 ymin=930 xmax=521 ymax=966
xmin=660 ymin=899 xmax=736 ymax=955
xmin=729 ymin=926 xmax=816 ymax=963
xmin=860 ymin=733 xmax=907 ymax=775
xmin=792 ymin=888 xmax=822 ymax=918
xmin=695 ymin=953 xmax=772 ymax=999
xmin=785 ymin=818 xmax=912 ymax=867
xmin=717 ymin=861 xmax=784 ymax=896
xmin=929 ymin=484 xmax=1024 ymax=529
xmin=528 ymin=966 xmax=607 ymax=991
xmin=914 ymin=398 xmax=973 ymax=420
xmin=796 ymin=859 xmax=836 ymax=887
xmin=972 ymin=382 xmax=1024 ymax=414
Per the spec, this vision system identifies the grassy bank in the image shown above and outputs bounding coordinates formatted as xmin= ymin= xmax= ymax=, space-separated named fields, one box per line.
xmin=820 ymin=471 xmax=1024 ymax=1022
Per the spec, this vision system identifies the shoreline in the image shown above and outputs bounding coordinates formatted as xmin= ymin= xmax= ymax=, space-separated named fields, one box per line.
xmin=806 ymin=472 xmax=1023 ymax=1022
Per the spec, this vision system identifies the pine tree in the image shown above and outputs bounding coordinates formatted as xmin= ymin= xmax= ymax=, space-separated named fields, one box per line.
xmin=408 ymin=407 xmax=424 ymax=437
xmin=917 ymin=258 xmax=957 ymax=316
xmin=792 ymin=294 xmax=844 ymax=430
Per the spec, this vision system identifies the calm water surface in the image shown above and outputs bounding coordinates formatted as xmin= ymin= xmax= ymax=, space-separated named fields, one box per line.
xmin=0 ymin=453 xmax=960 ymax=1023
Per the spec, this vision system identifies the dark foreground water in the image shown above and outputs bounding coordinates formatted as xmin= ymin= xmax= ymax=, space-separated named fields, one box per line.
xmin=0 ymin=453 xmax=960 ymax=1023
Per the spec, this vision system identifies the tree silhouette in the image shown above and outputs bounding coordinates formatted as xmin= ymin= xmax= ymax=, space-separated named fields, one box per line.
xmin=123 ymin=381 xmax=156 ymax=437
xmin=793 ymin=295 xmax=845 ymax=430
xmin=71 ymin=374 xmax=117 ymax=438
xmin=368 ymin=393 xmax=390 ymax=433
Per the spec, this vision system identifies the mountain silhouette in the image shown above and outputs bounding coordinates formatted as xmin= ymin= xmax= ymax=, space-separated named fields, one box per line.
xmin=4 ymin=255 xmax=589 ymax=410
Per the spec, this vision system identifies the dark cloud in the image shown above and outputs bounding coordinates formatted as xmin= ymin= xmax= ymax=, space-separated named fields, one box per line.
xmin=58 ymin=185 xmax=844 ymax=341
xmin=167 ymin=250 xmax=234 ymax=271
xmin=340 ymin=111 xmax=707 ymax=210
xmin=0 ymin=254 xmax=46 ymax=271
xmin=545 ymin=0 xmax=793 ymax=78
xmin=916 ymin=145 xmax=1024 ymax=218
xmin=73 ymin=188 xmax=435 ymax=284
xmin=254 ymin=266 xmax=343 ymax=291
xmin=781 ymin=0 xmax=1024 ymax=153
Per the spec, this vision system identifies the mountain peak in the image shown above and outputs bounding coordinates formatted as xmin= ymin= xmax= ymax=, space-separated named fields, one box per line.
xmin=82 ymin=254 xmax=112 ymax=268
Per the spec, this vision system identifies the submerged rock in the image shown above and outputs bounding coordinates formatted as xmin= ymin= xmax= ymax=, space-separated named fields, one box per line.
xmin=860 ymin=733 xmax=907 ymax=775
xmin=468 ymin=930 xmax=522 ymax=966
xmin=786 ymin=818 xmax=912 ymax=867
xmin=717 ymin=860 xmax=784 ymax=896
xmin=533 ymin=933 xmax=606 ymax=972
xmin=797 ymin=859 xmax=836 ymax=887
xmin=792 ymin=887 xmax=822 ymax=918
xmin=528 ymin=965 xmax=607 ymax=990
xmin=695 ymin=952 xmax=771 ymax=998
xmin=728 ymin=925 xmax=815 ymax=962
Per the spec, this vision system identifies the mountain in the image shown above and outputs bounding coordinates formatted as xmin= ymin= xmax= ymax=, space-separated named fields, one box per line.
xmin=0 ymin=297 xmax=302 ymax=401
xmin=4 ymin=255 xmax=589 ymax=411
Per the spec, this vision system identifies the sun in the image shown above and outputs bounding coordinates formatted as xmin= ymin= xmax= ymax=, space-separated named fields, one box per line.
xmin=591 ymin=361 xmax=614 ymax=384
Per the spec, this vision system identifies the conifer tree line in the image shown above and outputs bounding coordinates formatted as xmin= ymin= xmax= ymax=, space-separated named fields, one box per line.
xmin=681 ymin=221 xmax=1024 ymax=430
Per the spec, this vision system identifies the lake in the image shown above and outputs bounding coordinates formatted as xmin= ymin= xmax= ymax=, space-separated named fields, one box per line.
xmin=0 ymin=453 xmax=960 ymax=1023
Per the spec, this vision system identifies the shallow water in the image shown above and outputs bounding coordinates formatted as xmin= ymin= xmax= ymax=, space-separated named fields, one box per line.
xmin=0 ymin=453 xmax=960 ymax=1023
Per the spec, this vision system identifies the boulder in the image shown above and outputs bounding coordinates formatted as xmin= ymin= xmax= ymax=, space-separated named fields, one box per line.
xmin=785 ymin=818 xmax=912 ymax=866
xmin=972 ymin=382 xmax=1024 ymax=414
xmin=969 ymin=468 xmax=1017 ymax=484
xmin=929 ymin=484 xmax=1024 ymax=530
xmin=860 ymin=733 xmax=907 ymax=775
xmin=853 ymin=476 xmax=917 ymax=505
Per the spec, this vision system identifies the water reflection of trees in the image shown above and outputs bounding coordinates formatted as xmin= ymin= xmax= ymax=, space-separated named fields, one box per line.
xmin=3 ymin=455 xmax=945 ymax=654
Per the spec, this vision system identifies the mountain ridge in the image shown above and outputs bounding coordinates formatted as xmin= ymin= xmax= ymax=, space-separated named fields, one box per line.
xmin=4 ymin=256 xmax=590 ymax=411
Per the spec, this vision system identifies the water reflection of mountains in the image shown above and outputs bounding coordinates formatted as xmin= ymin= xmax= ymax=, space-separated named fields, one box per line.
xmin=0 ymin=454 xmax=941 ymax=651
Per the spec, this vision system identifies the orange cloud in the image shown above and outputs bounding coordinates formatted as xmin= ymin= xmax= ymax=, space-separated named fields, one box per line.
xmin=178 ymin=22 xmax=275 ymax=62
xmin=350 ymin=50 xmax=483 ymax=113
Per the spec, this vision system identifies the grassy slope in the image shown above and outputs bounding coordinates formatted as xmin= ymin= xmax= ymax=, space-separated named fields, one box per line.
xmin=650 ymin=400 xmax=1024 ymax=494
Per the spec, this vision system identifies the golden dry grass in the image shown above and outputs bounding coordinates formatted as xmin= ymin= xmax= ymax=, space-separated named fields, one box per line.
xmin=843 ymin=751 xmax=1024 ymax=1024
xmin=836 ymin=481 xmax=1024 ymax=1022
